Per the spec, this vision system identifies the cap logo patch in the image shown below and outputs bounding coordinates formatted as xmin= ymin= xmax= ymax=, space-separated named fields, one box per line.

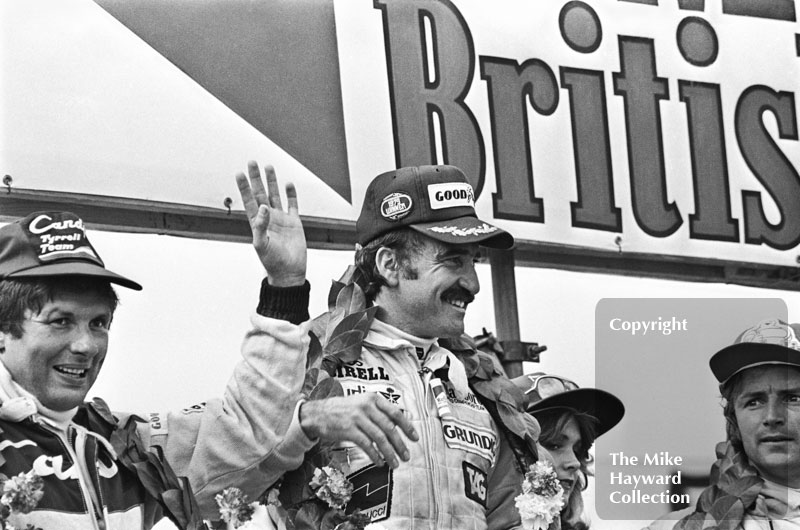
xmin=739 ymin=318 xmax=800 ymax=352
xmin=428 ymin=182 xmax=474 ymax=210
xmin=26 ymin=213 xmax=101 ymax=263
xmin=380 ymin=193 xmax=413 ymax=221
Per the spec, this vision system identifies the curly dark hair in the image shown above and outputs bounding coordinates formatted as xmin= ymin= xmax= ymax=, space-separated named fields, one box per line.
xmin=353 ymin=228 xmax=429 ymax=303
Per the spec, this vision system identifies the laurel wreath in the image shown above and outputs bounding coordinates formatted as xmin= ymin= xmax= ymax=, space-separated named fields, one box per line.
xmin=265 ymin=266 xmax=540 ymax=530
xmin=673 ymin=441 xmax=764 ymax=530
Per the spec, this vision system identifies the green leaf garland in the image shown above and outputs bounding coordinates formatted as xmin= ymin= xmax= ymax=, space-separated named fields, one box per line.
xmin=273 ymin=273 xmax=540 ymax=529
xmin=674 ymin=441 xmax=764 ymax=530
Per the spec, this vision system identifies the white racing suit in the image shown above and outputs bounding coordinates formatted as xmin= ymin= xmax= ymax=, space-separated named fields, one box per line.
xmin=0 ymin=280 xmax=316 ymax=529
xmin=324 ymin=319 xmax=522 ymax=530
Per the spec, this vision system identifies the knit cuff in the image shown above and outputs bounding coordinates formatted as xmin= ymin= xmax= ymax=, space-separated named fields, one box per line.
xmin=256 ymin=278 xmax=311 ymax=324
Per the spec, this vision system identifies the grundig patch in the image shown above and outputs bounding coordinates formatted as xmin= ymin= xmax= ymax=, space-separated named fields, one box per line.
xmin=441 ymin=416 xmax=498 ymax=462
xmin=380 ymin=193 xmax=413 ymax=221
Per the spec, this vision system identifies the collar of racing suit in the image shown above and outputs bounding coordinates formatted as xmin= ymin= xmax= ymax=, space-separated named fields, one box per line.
xmin=366 ymin=318 xmax=472 ymax=400
xmin=0 ymin=360 xmax=78 ymax=425
xmin=0 ymin=359 xmax=118 ymax=529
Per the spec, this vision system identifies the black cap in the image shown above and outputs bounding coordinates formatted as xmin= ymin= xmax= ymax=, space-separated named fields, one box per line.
xmin=710 ymin=319 xmax=800 ymax=385
xmin=0 ymin=212 xmax=141 ymax=290
xmin=356 ymin=165 xmax=513 ymax=249
xmin=511 ymin=373 xmax=625 ymax=438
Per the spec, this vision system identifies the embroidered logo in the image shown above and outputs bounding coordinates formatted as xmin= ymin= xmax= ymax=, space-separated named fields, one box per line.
xmin=378 ymin=388 xmax=402 ymax=405
xmin=181 ymin=402 xmax=207 ymax=414
xmin=346 ymin=464 xmax=393 ymax=522
xmin=26 ymin=213 xmax=102 ymax=263
xmin=148 ymin=412 xmax=168 ymax=435
xmin=445 ymin=386 xmax=487 ymax=412
xmin=341 ymin=381 xmax=404 ymax=409
xmin=34 ymin=453 xmax=118 ymax=480
xmin=738 ymin=318 xmax=800 ymax=351
xmin=427 ymin=223 xmax=499 ymax=237
xmin=380 ymin=193 xmax=413 ymax=221
xmin=441 ymin=417 xmax=498 ymax=462
xmin=335 ymin=360 xmax=391 ymax=381
xmin=462 ymin=462 xmax=487 ymax=506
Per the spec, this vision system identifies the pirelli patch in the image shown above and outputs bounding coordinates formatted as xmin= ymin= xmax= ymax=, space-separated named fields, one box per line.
xmin=462 ymin=461 xmax=487 ymax=507
xmin=441 ymin=416 xmax=498 ymax=462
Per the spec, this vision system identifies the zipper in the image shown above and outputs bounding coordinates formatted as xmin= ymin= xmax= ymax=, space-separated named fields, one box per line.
xmin=44 ymin=424 xmax=103 ymax=530
xmin=72 ymin=428 xmax=106 ymax=530
xmin=411 ymin=359 xmax=440 ymax=526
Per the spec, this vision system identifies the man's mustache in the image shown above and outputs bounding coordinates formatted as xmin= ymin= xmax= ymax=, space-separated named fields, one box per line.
xmin=441 ymin=285 xmax=475 ymax=305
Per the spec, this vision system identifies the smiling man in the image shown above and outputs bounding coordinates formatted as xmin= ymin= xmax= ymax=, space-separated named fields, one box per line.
xmin=283 ymin=165 xmax=536 ymax=530
xmin=646 ymin=318 xmax=800 ymax=529
xmin=0 ymin=185 xmax=316 ymax=529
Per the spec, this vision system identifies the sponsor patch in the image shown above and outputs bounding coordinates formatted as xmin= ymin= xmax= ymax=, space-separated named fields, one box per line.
xmin=445 ymin=386 xmax=487 ymax=412
xmin=462 ymin=462 xmax=487 ymax=507
xmin=148 ymin=412 xmax=168 ymax=435
xmin=427 ymin=182 xmax=474 ymax=210
xmin=346 ymin=464 xmax=393 ymax=522
xmin=427 ymin=223 xmax=499 ymax=237
xmin=181 ymin=402 xmax=207 ymax=415
xmin=380 ymin=192 xmax=413 ymax=221
xmin=25 ymin=212 xmax=102 ymax=264
xmin=377 ymin=388 xmax=402 ymax=405
xmin=441 ymin=416 xmax=498 ymax=462
xmin=340 ymin=380 xmax=404 ymax=407
xmin=334 ymin=360 xmax=391 ymax=382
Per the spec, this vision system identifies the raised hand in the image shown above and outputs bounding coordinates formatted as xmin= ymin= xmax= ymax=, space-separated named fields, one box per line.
xmin=235 ymin=161 xmax=307 ymax=287
xmin=299 ymin=393 xmax=420 ymax=469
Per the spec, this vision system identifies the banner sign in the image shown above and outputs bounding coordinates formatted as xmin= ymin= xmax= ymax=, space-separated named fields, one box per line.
xmin=3 ymin=0 xmax=799 ymax=266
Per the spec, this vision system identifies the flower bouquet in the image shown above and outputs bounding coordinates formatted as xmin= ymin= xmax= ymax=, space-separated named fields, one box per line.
xmin=514 ymin=461 xmax=564 ymax=530
xmin=0 ymin=469 xmax=44 ymax=530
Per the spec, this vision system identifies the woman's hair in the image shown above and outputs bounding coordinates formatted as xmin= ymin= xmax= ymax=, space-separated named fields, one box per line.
xmin=536 ymin=408 xmax=599 ymax=530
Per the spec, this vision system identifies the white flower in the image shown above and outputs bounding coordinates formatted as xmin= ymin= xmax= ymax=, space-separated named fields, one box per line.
xmin=309 ymin=465 xmax=353 ymax=510
xmin=1 ymin=470 xmax=44 ymax=514
xmin=515 ymin=461 xmax=564 ymax=530
xmin=215 ymin=487 xmax=256 ymax=529
xmin=265 ymin=487 xmax=281 ymax=506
